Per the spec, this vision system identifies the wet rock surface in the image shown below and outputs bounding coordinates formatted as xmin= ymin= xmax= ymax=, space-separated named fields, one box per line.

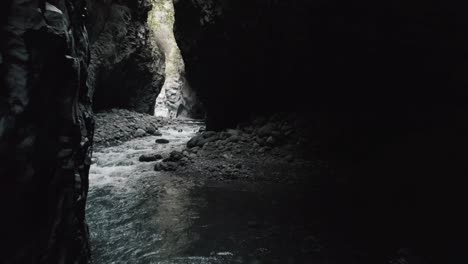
xmin=174 ymin=0 xmax=468 ymax=137
xmin=139 ymin=153 xmax=163 ymax=162
xmin=156 ymin=138 xmax=170 ymax=144
xmin=0 ymin=0 xmax=92 ymax=262
xmin=87 ymin=0 xmax=165 ymax=114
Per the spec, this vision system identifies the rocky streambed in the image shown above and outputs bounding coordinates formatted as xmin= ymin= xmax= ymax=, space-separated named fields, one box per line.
xmin=87 ymin=111 xmax=421 ymax=264
xmin=86 ymin=113 xmax=330 ymax=264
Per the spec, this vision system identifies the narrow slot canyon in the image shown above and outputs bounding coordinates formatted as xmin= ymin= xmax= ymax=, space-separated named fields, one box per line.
xmin=1 ymin=0 xmax=468 ymax=264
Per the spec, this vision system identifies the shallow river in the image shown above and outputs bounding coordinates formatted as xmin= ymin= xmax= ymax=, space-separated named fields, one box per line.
xmin=87 ymin=120 xmax=321 ymax=264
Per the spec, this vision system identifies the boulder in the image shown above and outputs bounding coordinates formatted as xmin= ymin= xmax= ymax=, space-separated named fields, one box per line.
xmin=135 ymin=128 xmax=146 ymax=137
xmin=226 ymin=129 xmax=241 ymax=137
xmin=154 ymin=162 xmax=178 ymax=171
xmin=145 ymin=126 xmax=157 ymax=135
xmin=187 ymin=132 xmax=220 ymax=148
xmin=203 ymin=131 xmax=217 ymax=138
xmin=139 ymin=154 xmax=163 ymax=162
xmin=187 ymin=134 xmax=203 ymax=148
xmin=227 ymin=135 xmax=240 ymax=143
xmin=189 ymin=146 xmax=201 ymax=153
xmin=199 ymin=135 xmax=220 ymax=146
xmin=163 ymin=151 xmax=184 ymax=162
xmin=156 ymin=138 xmax=170 ymax=144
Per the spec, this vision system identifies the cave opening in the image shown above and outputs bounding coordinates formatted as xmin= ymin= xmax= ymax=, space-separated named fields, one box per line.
xmin=1 ymin=0 xmax=467 ymax=263
xmin=149 ymin=0 xmax=188 ymax=119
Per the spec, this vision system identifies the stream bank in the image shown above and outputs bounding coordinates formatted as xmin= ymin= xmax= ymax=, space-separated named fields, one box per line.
xmin=87 ymin=110 xmax=428 ymax=264
xmin=87 ymin=114 xmax=328 ymax=263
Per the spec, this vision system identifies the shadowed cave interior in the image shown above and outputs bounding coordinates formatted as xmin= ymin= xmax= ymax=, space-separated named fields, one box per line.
xmin=1 ymin=0 xmax=467 ymax=263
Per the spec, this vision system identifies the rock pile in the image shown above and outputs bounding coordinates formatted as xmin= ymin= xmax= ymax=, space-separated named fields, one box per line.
xmin=153 ymin=151 xmax=191 ymax=171
xmin=186 ymin=113 xmax=316 ymax=159
xmin=94 ymin=109 xmax=169 ymax=147
xmin=177 ymin=113 xmax=321 ymax=182
xmin=132 ymin=113 xmax=321 ymax=181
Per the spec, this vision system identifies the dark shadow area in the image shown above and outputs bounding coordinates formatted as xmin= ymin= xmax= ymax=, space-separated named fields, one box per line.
xmin=1 ymin=0 xmax=467 ymax=263
xmin=174 ymin=0 xmax=468 ymax=262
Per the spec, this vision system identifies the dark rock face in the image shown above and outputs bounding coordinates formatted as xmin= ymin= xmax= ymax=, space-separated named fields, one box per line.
xmin=174 ymin=1 xmax=468 ymax=259
xmin=0 ymin=0 xmax=92 ymax=263
xmin=87 ymin=0 xmax=165 ymax=114
xmin=173 ymin=0 xmax=468 ymax=214
xmin=174 ymin=0 xmax=322 ymax=129
xmin=174 ymin=0 xmax=468 ymax=130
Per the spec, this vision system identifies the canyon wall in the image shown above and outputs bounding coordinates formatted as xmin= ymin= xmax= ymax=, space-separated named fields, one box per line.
xmin=174 ymin=0 xmax=468 ymax=130
xmin=88 ymin=0 xmax=165 ymax=114
xmin=174 ymin=1 xmax=468 ymax=257
xmin=0 ymin=0 xmax=92 ymax=262
xmin=0 ymin=0 xmax=167 ymax=262
xmin=174 ymin=0 xmax=468 ymax=183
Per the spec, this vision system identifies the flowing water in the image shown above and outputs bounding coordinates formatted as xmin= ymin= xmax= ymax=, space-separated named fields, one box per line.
xmin=87 ymin=119 xmax=321 ymax=264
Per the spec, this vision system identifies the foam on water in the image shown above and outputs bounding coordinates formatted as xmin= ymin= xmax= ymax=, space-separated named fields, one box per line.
xmin=86 ymin=120 xmax=232 ymax=263
xmin=89 ymin=122 xmax=201 ymax=189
